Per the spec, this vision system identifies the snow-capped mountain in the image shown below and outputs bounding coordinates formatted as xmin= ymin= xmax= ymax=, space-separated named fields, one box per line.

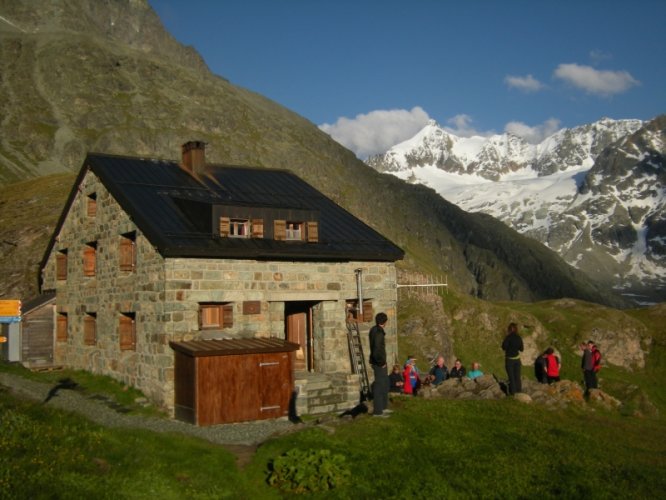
xmin=366 ymin=115 xmax=666 ymax=304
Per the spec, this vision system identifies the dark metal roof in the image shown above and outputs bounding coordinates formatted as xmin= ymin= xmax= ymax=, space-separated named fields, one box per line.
xmin=21 ymin=293 xmax=56 ymax=314
xmin=42 ymin=153 xmax=404 ymax=264
xmin=169 ymin=338 xmax=300 ymax=357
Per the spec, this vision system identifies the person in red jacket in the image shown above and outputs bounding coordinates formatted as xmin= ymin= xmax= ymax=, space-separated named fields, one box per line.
xmin=543 ymin=347 xmax=560 ymax=384
xmin=403 ymin=356 xmax=420 ymax=396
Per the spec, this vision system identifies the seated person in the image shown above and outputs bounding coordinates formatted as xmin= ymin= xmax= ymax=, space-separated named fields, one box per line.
xmin=389 ymin=364 xmax=405 ymax=393
xmin=427 ymin=355 xmax=449 ymax=386
xmin=467 ymin=361 xmax=484 ymax=379
xmin=403 ymin=357 xmax=421 ymax=396
xmin=449 ymin=359 xmax=466 ymax=379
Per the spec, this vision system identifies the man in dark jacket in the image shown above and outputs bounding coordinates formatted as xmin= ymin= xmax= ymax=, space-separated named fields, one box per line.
xmin=369 ymin=312 xmax=390 ymax=417
xmin=581 ymin=340 xmax=598 ymax=395
xmin=501 ymin=322 xmax=524 ymax=395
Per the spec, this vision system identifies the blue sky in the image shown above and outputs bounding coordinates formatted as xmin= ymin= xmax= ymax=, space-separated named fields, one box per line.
xmin=150 ymin=0 xmax=666 ymax=157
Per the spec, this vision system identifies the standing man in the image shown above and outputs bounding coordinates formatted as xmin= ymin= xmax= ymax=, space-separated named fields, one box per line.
xmin=369 ymin=312 xmax=390 ymax=417
xmin=501 ymin=322 xmax=524 ymax=395
xmin=581 ymin=340 xmax=598 ymax=395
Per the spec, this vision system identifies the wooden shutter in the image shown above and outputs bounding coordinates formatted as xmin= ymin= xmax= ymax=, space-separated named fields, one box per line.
xmin=83 ymin=245 xmax=96 ymax=277
xmin=119 ymin=314 xmax=136 ymax=350
xmin=200 ymin=305 xmax=220 ymax=328
xmin=306 ymin=221 xmax=319 ymax=243
xmin=87 ymin=196 xmax=97 ymax=217
xmin=219 ymin=217 xmax=230 ymax=237
xmin=56 ymin=253 xmax=67 ymax=280
xmin=119 ymin=237 xmax=136 ymax=271
xmin=56 ymin=313 xmax=68 ymax=341
xmin=362 ymin=300 xmax=374 ymax=323
xmin=222 ymin=304 xmax=234 ymax=328
xmin=84 ymin=314 xmax=96 ymax=345
xmin=251 ymin=218 xmax=264 ymax=238
xmin=274 ymin=220 xmax=286 ymax=241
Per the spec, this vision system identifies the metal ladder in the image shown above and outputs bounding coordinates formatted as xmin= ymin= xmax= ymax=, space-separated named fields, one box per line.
xmin=346 ymin=315 xmax=372 ymax=401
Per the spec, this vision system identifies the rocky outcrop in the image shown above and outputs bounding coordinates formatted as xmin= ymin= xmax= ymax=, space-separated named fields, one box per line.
xmin=417 ymin=375 xmax=627 ymax=413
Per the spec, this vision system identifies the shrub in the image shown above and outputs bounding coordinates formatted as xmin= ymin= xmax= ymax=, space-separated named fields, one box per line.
xmin=266 ymin=448 xmax=350 ymax=494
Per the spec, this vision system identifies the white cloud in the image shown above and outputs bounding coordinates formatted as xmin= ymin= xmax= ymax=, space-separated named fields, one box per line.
xmin=504 ymin=74 xmax=544 ymax=92
xmin=444 ymin=114 xmax=493 ymax=138
xmin=319 ymin=106 xmax=430 ymax=158
xmin=504 ymin=118 xmax=561 ymax=144
xmin=554 ymin=63 xmax=640 ymax=96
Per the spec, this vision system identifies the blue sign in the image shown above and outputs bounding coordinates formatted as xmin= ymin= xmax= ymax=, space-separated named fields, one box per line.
xmin=0 ymin=316 xmax=20 ymax=323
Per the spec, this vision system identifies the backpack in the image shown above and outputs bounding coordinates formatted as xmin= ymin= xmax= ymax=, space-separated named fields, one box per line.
xmin=592 ymin=349 xmax=602 ymax=372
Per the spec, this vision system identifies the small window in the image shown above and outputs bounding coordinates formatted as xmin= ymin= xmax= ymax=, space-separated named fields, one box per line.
xmin=56 ymin=250 xmax=68 ymax=280
xmin=87 ymin=193 xmax=97 ymax=217
xmin=199 ymin=303 xmax=233 ymax=329
xmin=286 ymin=221 xmax=303 ymax=241
xmin=83 ymin=242 xmax=97 ymax=277
xmin=345 ymin=299 xmax=374 ymax=323
xmin=229 ymin=219 xmax=250 ymax=238
xmin=119 ymin=232 xmax=136 ymax=272
xmin=84 ymin=313 xmax=97 ymax=345
xmin=119 ymin=312 xmax=136 ymax=351
xmin=56 ymin=312 xmax=68 ymax=342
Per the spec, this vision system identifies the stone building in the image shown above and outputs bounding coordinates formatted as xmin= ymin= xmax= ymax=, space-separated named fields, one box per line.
xmin=40 ymin=142 xmax=403 ymax=418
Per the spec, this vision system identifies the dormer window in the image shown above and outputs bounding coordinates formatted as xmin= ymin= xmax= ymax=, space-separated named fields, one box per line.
xmin=286 ymin=221 xmax=303 ymax=241
xmin=230 ymin=218 xmax=250 ymax=238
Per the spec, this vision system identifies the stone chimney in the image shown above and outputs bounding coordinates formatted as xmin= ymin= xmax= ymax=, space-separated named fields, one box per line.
xmin=181 ymin=141 xmax=206 ymax=176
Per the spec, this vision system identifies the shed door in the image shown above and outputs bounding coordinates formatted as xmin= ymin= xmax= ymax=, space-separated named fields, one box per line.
xmin=259 ymin=352 xmax=292 ymax=418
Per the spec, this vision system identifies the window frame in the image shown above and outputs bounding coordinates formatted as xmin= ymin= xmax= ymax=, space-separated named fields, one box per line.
xmin=56 ymin=250 xmax=68 ymax=281
xmin=199 ymin=303 xmax=234 ymax=330
xmin=56 ymin=312 xmax=68 ymax=342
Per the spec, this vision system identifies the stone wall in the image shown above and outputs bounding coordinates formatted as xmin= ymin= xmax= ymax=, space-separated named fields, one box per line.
xmin=42 ymin=169 xmax=400 ymax=415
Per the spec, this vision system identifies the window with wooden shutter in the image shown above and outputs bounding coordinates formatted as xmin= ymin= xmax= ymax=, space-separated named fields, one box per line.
xmin=87 ymin=193 xmax=97 ymax=217
xmin=219 ymin=217 xmax=230 ymax=237
xmin=84 ymin=313 xmax=96 ymax=345
xmin=56 ymin=313 xmax=68 ymax=342
xmin=199 ymin=303 xmax=233 ymax=329
xmin=56 ymin=251 xmax=68 ymax=280
xmin=119 ymin=313 xmax=136 ymax=351
xmin=274 ymin=220 xmax=286 ymax=241
xmin=251 ymin=218 xmax=264 ymax=238
xmin=119 ymin=233 xmax=136 ymax=272
xmin=83 ymin=243 xmax=97 ymax=277
xmin=306 ymin=221 xmax=319 ymax=243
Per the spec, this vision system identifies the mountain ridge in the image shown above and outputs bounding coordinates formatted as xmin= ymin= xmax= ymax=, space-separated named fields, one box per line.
xmin=367 ymin=116 xmax=666 ymax=303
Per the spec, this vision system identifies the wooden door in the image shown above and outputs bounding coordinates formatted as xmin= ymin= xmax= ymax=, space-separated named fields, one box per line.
xmin=286 ymin=312 xmax=307 ymax=371
xmin=258 ymin=352 xmax=292 ymax=418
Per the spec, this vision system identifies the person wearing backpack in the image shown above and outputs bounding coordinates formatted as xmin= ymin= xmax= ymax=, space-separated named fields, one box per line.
xmin=581 ymin=340 xmax=598 ymax=394
xmin=543 ymin=347 xmax=561 ymax=384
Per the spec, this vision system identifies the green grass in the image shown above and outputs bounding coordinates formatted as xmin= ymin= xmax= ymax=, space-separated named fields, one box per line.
xmin=0 ymin=390 xmax=257 ymax=499
xmin=1 ymin=379 xmax=664 ymax=499
xmin=0 ymin=362 xmax=164 ymax=417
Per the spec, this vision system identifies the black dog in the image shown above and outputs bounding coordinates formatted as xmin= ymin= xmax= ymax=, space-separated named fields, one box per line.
xmin=339 ymin=402 xmax=368 ymax=418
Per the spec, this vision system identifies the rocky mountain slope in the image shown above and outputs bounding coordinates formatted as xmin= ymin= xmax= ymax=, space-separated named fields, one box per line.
xmin=0 ymin=0 xmax=629 ymax=309
xmin=367 ymin=117 xmax=666 ymax=303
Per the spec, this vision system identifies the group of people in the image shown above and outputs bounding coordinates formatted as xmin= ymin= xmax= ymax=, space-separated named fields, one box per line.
xmin=387 ymin=356 xmax=485 ymax=395
xmin=369 ymin=314 xmax=602 ymax=418
xmin=502 ymin=322 xmax=602 ymax=395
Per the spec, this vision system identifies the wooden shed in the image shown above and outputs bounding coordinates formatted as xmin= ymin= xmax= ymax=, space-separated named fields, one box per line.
xmin=20 ymin=294 xmax=56 ymax=368
xmin=169 ymin=338 xmax=299 ymax=426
